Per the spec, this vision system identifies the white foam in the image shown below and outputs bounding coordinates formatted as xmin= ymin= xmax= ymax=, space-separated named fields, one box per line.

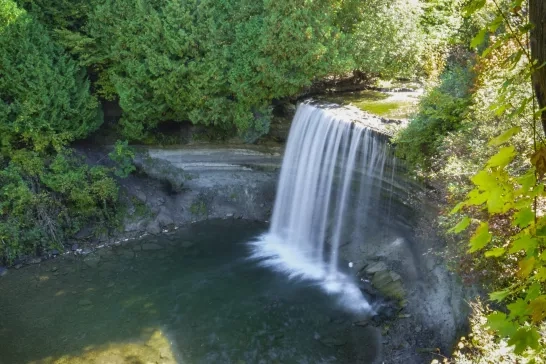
xmin=250 ymin=233 xmax=373 ymax=314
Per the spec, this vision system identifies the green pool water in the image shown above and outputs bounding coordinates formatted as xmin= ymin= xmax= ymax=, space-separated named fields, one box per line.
xmin=0 ymin=220 xmax=380 ymax=364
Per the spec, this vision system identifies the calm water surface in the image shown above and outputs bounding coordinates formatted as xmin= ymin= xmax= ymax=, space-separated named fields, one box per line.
xmin=0 ymin=220 xmax=379 ymax=364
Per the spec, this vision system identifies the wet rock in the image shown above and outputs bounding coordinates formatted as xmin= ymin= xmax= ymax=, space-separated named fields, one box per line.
xmin=226 ymin=213 xmax=234 ymax=218
xmin=134 ymin=189 xmax=147 ymax=202
xmin=156 ymin=197 xmax=166 ymax=206
xmin=146 ymin=221 xmax=161 ymax=235
xmin=71 ymin=243 xmax=79 ymax=251
xmin=49 ymin=249 xmax=60 ymax=256
xmin=83 ymin=254 xmax=101 ymax=268
xmin=142 ymin=243 xmax=164 ymax=251
xmin=0 ymin=266 xmax=7 ymax=277
xmin=365 ymin=261 xmax=388 ymax=274
xmin=157 ymin=212 xmax=174 ymax=228
xmin=28 ymin=257 xmax=42 ymax=265
xmin=14 ymin=264 xmax=22 ymax=269
xmin=75 ymin=226 xmax=93 ymax=240
xmin=81 ymin=248 xmax=93 ymax=255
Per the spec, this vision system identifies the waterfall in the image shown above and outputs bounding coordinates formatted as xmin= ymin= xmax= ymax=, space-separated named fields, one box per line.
xmin=250 ymin=103 xmax=395 ymax=314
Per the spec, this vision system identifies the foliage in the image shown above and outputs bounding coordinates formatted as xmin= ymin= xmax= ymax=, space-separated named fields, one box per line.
xmin=108 ymin=140 xmax=135 ymax=178
xmin=440 ymin=0 xmax=546 ymax=358
xmin=0 ymin=0 xmax=102 ymax=154
xmin=37 ymin=0 xmax=425 ymax=142
xmin=0 ymin=149 xmax=120 ymax=262
xmin=394 ymin=60 xmax=475 ymax=168
xmin=451 ymin=299 xmax=546 ymax=362
xmin=0 ymin=1 xmax=129 ymax=262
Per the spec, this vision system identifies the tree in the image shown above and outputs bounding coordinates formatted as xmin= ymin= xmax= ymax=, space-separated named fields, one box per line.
xmin=530 ymin=0 xmax=546 ymax=135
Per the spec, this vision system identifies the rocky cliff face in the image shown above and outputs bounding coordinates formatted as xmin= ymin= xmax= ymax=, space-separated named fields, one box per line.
xmin=120 ymin=145 xmax=282 ymax=237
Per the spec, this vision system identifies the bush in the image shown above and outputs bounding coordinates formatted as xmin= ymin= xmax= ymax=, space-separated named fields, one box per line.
xmin=394 ymin=61 xmax=475 ymax=169
xmin=0 ymin=149 xmax=120 ymax=262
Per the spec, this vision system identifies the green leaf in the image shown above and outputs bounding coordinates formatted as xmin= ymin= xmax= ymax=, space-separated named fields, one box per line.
xmin=517 ymin=169 xmax=536 ymax=192
xmin=518 ymin=257 xmax=536 ymax=278
xmin=471 ymin=28 xmax=487 ymax=48
xmin=471 ymin=171 xmax=497 ymax=190
xmin=534 ymin=267 xmax=546 ymax=281
xmin=507 ymin=327 xmax=540 ymax=354
xmin=469 ymin=222 xmax=492 ymax=253
xmin=526 ymin=283 xmax=542 ymax=301
xmin=450 ymin=202 xmax=465 ymax=214
xmin=449 ymin=216 xmax=471 ymax=233
xmin=487 ymin=312 xmax=517 ymax=337
xmin=490 ymin=289 xmax=511 ymax=302
xmin=488 ymin=126 xmax=521 ymax=146
xmin=485 ymin=247 xmax=506 ymax=258
xmin=507 ymin=299 xmax=530 ymax=318
xmin=486 ymin=146 xmax=516 ymax=168
xmin=509 ymin=235 xmax=538 ymax=254
xmin=487 ymin=187 xmax=504 ymax=213
xmin=464 ymin=0 xmax=486 ymax=16
xmin=529 ymin=296 xmax=546 ymax=323
xmin=466 ymin=189 xmax=489 ymax=206
xmin=513 ymin=207 xmax=534 ymax=228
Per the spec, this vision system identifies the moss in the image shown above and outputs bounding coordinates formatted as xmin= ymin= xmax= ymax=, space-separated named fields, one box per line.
xmin=319 ymin=90 xmax=417 ymax=119
xmin=190 ymin=201 xmax=207 ymax=217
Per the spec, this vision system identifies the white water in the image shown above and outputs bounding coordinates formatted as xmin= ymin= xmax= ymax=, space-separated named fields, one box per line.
xmin=250 ymin=103 xmax=393 ymax=314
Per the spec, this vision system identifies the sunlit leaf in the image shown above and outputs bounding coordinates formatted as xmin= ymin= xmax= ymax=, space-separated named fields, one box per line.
xmin=490 ymin=289 xmax=511 ymax=302
xmin=449 ymin=216 xmax=471 ymax=233
xmin=471 ymin=28 xmax=487 ymax=48
xmin=471 ymin=171 xmax=497 ymax=190
xmin=469 ymin=222 xmax=491 ymax=253
xmin=488 ymin=126 xmax=521 ymax=146
xmin=485 ymin=247 xmax=505 ymax=258
xmin=509 ymin=234 xmax=537 ymax=254
xmin=487 ymin=146 xmax=516 ymax=168
xmin=487 ymin=187 xmax=504 ymax=213
xmin=450 ymin=202 xmax=465 ymax=214
xmin=466 ymin=189 xmax=489 ymax=206
xmin=513 ymin=207 xmax=534 ymax=228
xmin=463 ymin=0 xmax=486 ymax=16
xmin=517 ymin=170 xmax=536 ymax=193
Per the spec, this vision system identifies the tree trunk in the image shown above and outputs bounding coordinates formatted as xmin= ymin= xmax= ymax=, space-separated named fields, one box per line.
xmin=530 ymin=0 xmax=546 ymax=135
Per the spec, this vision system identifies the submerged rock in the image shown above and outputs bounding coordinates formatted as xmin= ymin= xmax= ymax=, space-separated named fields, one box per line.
xmin=78 ymin=299 xmax=92 ymax=306
xmin=0 ymin=266 xmax=7 ymax=277
xmin=181 ymin=241 xmax=195 ymax=248
xmin=142 ymin=243 xmax=164 ymax=251
xmin=83 ymin=254 xmax=101 ymax=268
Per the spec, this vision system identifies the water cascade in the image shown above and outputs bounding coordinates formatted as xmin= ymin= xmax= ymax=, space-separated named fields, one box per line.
xmin=251 ymin=103 xmax=397 ymax=314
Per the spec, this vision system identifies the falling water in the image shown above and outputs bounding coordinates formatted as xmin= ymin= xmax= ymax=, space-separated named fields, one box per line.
xmin=250 ymin=103 xmax=396 ymax=314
